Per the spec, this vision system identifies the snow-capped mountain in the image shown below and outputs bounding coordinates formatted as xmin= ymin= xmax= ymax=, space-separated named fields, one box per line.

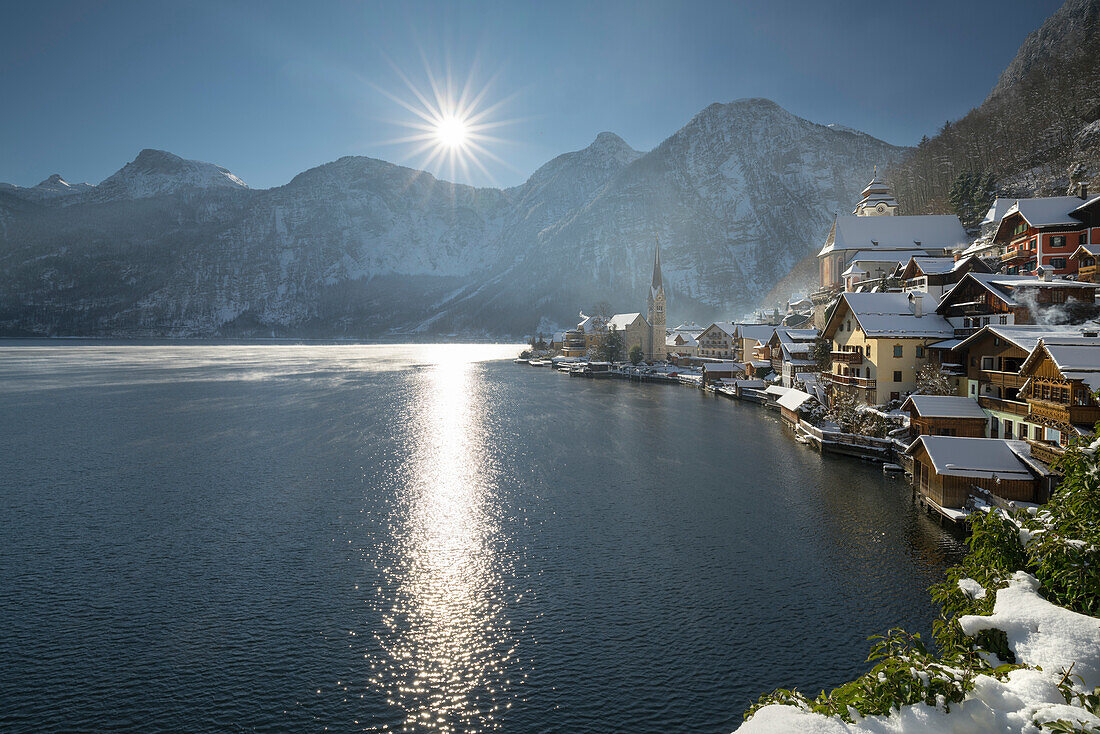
xmin=90 ymin=149 xmax=249 ymax=201
xmin=0 ymin=99 xmax=908 ymax=337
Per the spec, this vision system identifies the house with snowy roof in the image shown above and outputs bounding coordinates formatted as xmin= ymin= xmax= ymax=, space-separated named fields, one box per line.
xmin=696 ymin=322 xmax=737 ymax=359
xmin=1018 ymin=336 xmax=1100 ymax=465
xmin=605 ymin=312 xmax=652 ymax=359
xmin=994 ymin=186 xmax=1095 ymax=277
xmin=822 ymin=291 xmax=953 ymax=405
xmin=951 ymin=325 xmax=1095 ymax=442
xmin=907 ymin=436 xmax=1054 ymax=511
xmin=935 ymin=272 xmax=1100 ymax=336
xmin=666 ymin=331 xmax=698 ymax=358
xmin=734 ymin=324 xmax=779 ymax=364
xmin=901 ymin=395 xmax=988 ymax=438
xmin=763 ymin=327 xmax=820 ymax=388
xmin=1069 ymin=194 xmax=1100 ymax=282
xmin=897 ymin=255 xmax=990 ymax=298
xmin=817 ymin=173 xmax=968 ymax=290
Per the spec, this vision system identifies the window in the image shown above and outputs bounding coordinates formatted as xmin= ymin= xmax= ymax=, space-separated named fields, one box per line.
xmin=1004 ymin=420 xmax=1013 ymax=440
xmin=890 ymin=391 xmax=900 ymax=401
xmin=999 ymin=315 xmax=1008 ymax=324
xmin=970 ymin=383 xmax=976 ymax=395
xmin=915 ymin=346 xmax=924 ymax=358
xmin=1051 ymin=235 xmax=1066 ymax=248
xmin=1051 ymin=257 xmax=1067 ymax=269
xmin=893 ymin=345 xmax=903 ymax=358
xmin=1051 ymin=289 xmax=1067 ymax=304
xmin=990 ymin=418 xmax=999 ymax=438
xmin=1034 ymin=425 xmax=1042 ymax=440
xmin=893 ymin=370 xmax=903 ymax=382
xmin=981 ymin=356 xmax=994 ymax=370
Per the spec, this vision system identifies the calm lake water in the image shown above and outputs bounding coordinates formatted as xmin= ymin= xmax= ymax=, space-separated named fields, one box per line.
xmin=0 ymin=343 xmax=967 ymax=733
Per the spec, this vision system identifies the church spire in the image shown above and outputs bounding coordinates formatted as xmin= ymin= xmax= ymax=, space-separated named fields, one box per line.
xmin=651 ymin=233 xmax=664 ymax=296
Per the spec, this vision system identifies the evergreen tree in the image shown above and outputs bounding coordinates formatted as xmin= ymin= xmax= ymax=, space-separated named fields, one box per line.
xmin=600 ymin=328 xmax=625 ymax=362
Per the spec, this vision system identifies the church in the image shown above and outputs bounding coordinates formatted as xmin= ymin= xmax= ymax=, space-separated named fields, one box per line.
xmin=567 ymin=236 xmax=667 ymax=362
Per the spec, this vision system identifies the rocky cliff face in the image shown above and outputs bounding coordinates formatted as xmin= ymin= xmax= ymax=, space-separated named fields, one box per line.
xmin=0 ymin=99 xmax=908 ymax=337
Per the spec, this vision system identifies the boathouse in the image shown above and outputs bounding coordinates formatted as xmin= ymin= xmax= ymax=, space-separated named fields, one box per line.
xmin=907 ymin=436 xmax=1054 ymax=510
xmin=901 ymin=395 xmax=988 ymax=438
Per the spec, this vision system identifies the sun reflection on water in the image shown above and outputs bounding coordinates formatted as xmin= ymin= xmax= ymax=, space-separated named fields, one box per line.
xmin=367 ymin=345 xmax=516 ymax=732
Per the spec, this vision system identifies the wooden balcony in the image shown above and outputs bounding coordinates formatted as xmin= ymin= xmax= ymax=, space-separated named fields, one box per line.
xmin=1027 ymin=399 xmax=1100 ymax=426
xmin=1078 ymin=264 xmax=1098 ymax=283
xmin=1001 ymin=248 xmax=1033 ymax=263
xmin=978 ymin=395 xmax=1029 ymax=417
xmin=825 ymin=372 xmax=876 ymax=389
xmin=831 ymin=350 xmax=863 ymax=364
xmin=1026 ymin=438 xmax=1064 ymax=467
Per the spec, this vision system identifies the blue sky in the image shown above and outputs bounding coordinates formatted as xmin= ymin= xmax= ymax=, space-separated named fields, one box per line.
xmin=0 ymin=0 xmax=1062 ymax=190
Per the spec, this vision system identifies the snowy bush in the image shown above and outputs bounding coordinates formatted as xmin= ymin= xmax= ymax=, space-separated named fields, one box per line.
xmin=741 ymin=429 xmax=1100 ymax=733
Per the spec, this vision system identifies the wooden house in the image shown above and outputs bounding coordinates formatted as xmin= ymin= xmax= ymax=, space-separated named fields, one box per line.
xmin=901 ymin=395 xmax=988 ymax=437
xmin=897 ymin=255 xmax=991 ymax=298
xmin=935 ymin=272 xmax=1099 ymax=337
xmin=777 ymin=389 xmax=814 ymax=426
xmin=696 ymin=322 xmax=737 ymax=359
xmin=1018 ymin=337 xmax=1100 ymax=465
xmin=908 ymin=436 xmax=1054 ymax=510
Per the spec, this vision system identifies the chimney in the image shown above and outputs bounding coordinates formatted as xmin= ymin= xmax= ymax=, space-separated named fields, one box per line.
xmin=1078 ymin=182 xmax=1089 ymax=200
xmin=1038 ymin=265 xmax=1053 ymax=282
xmin=912 ymin=293 xmax=923 ymax=318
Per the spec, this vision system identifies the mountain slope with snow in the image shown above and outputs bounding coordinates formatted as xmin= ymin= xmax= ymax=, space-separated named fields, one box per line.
xmin=0 ymin=100 xmax=908 ymax=337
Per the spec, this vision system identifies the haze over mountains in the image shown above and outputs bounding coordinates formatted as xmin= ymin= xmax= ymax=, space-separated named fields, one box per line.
xmin=0 ymin=98 xmax=907 ymax=337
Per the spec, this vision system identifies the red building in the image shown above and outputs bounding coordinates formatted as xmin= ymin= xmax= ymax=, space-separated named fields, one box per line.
xmin=995 ymin=187 xmax=1093 ymax=277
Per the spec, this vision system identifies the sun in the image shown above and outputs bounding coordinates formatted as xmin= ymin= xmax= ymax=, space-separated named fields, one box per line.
xmin=373 ymin=58 xmax=519 ymax=186
xmin=436 ymin=115 xmax=468 ymax=149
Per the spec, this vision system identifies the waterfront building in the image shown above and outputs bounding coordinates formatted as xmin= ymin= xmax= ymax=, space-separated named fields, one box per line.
xmin=1017 ymin=337 xmax=1100 ymax=465
xmin=908 ymin=436 xmax=1054 ymax=511
xmin=777 ymin=389 xmax=814 ymax=427
xmin=606 ymin=312 xmax=651 ymax=358
xmin=696 ymin=322 xmax=737 ymax=359
xmin=763 ymin=327 xmax=820 ymax=388
xmin=952 ymin=325 xmax=1088 ymax=440
xmin=901 ymin=395 xmax=988 ymax=438
xmin=701 ymin=361 xmax=740 ymax=387
xmin=994 ymin=187 xmax=1094 ymax=277
xmin=822 ymin=291 xmax=954 ymax=405
xmin=734 ymin=324 xmax=778 ymax=364
xmin=666 ymin=331 xmax=698 ymax=358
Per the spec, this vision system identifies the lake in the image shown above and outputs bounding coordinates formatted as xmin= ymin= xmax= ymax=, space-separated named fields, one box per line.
xmin=0 ymin=343 xmax=967 ymax=733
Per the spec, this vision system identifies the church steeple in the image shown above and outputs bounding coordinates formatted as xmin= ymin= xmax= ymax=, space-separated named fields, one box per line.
xmin=853 ymin=166 xmax=899 ymax=216
xmin=647 ymin=234 xmax=667 ymax=362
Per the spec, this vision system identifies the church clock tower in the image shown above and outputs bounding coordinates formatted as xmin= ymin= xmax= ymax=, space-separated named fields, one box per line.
xmin=647 ymin=235 xmax=667 ymax=362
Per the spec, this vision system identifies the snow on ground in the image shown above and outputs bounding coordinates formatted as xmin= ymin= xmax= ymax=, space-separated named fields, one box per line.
xmin=736 ymin=573 xmax=1100 ymax=734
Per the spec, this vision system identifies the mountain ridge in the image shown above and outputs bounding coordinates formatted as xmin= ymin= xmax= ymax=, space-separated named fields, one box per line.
xmin=0 ymin=98 xmax=908 ymax=337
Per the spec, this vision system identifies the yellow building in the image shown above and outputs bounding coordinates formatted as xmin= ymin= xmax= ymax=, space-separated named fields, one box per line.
xmin=822 ymin=292 xmax=954 ymax=405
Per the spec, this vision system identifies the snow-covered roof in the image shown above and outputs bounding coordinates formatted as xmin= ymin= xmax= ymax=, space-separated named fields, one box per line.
xmin=1071 ymin=194 xmax=1100 ymax=217
xmin=777 ymin=389 xmax=814 ymax=412
xmin=666 ymin=333 xmax=697 ymax=347
xmin=700 ymin=321 xmax=737 ymax=338
xmin=842 ymin=263 xmax=867 ymax=276
xmin=748 ymin=360 xmax=772 ymax=369
xmin=607 ymin=312 xmax=644 ymax=330
xmin=764 ymin=385 xmax=790 ymax=397
xmin=736 ymin=324 xmax=777 ymax=344
xmin=576 ymin=314 xmax=607 ymax=332
xmin=702 ymin=361 xmax=740 ymax=371
xmin=826 ymin=292 xmax=953 ymax=339
xmin=820 ymin=215 xmax=968 ymax=256
xmin=1005 ymin=196 xmax=1087 ymax=229
xmin=902 ymin=395 xmax=987 ymax=420
xmin=904 ymin=257 xmax=959 ymax=276
xmin=981 ymin=197 xmax=1016 ymax=226
xmin=938 ymin=273 xmax=1100 ymax=310
xmin=954 ymin=325 xmax=1093 ymax=355
xmin=848 ymin=249 xmax=934 ymax=265
xmin=908 ymin=436 xmax=1051 ymax=480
